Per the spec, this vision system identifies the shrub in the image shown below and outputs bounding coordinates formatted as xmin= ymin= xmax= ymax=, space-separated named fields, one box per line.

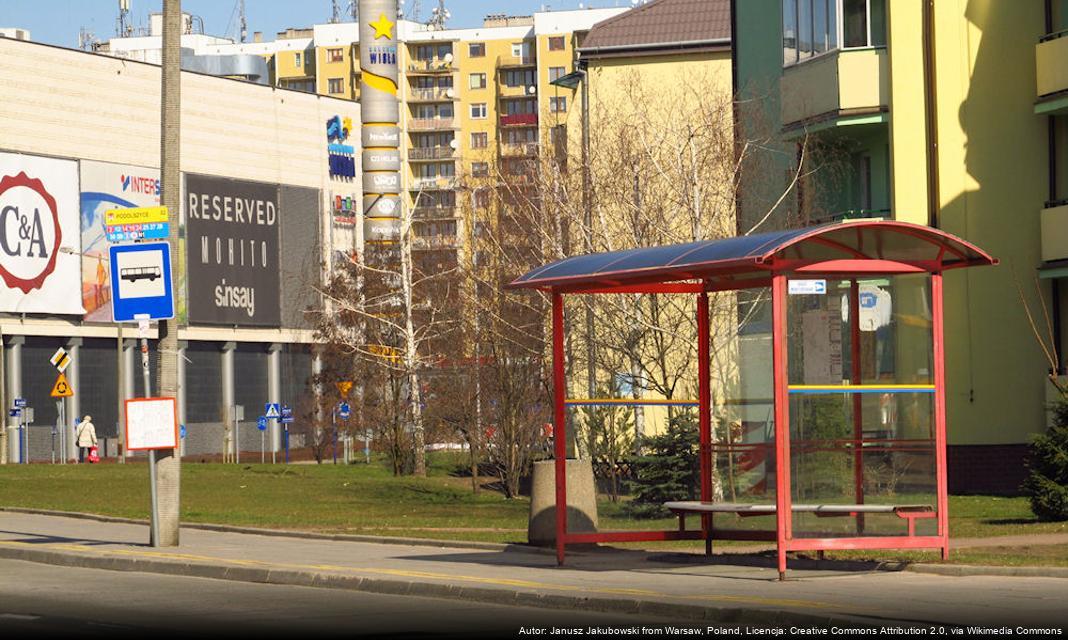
xmin=623 ymin=411 xmax=699 ymax=519
xmin=1021 ymin=401 xmax=1068 ymax=521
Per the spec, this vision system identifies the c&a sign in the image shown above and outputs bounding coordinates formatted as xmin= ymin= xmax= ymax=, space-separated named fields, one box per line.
xmin=0 ymin=153 xmax=84 ymax=314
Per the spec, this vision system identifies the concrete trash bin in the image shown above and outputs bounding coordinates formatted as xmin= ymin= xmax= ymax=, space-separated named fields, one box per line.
xmin=528 ymin=458 xmax=598 ymax=546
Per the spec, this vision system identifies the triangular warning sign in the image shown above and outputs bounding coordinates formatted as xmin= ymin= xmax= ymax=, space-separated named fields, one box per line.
xmin=336 ymin=381 xmax=353 ymax=398
xmin=265 ymin=404 xmax=280 ymax=419
xmin=50 ymin=372 xmax=74 ymax=398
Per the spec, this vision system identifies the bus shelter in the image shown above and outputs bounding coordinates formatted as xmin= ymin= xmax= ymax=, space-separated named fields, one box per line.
xmin=509 ymin=221 xmax=996 ymax=579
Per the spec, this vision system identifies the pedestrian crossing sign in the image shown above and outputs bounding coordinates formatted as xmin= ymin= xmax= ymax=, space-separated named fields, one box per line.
xmin=265 ymin=403 xmax=281 ymax=419
xmin=50 ymin=372 xmax=74 ymax=398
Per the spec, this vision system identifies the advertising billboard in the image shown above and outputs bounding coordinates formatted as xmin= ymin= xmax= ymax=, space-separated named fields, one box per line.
xmin=279 ymin=185 xmax=321 ymax=329
xmin=0 ymin=152 xmax=83 ymax=315
xmin=79 ymin=160 xmax=161 ymax=321
xmin=185 ymin=174 xmax=280 ymax=326
xmin=359 ymin=0 xmax=401 ymax=244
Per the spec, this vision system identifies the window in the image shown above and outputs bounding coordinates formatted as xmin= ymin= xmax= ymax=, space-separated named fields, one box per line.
xmin=472 ymin=162 xmax=489 ymax=177
xmin=470 ymin=103 xmax=487 ymax=119
xmin=504 ymin=69 xmax=536 ymax=88
xmin=511 ymin=42 xmax=531 ymax=60
xmin=294 ymin=52 xmax=302 ymax=67
xmin=548 ymin=36 xmax=565 ymax=51
xmin=327 ymin=48 xmax=343 ymax=63
xmin=471 ymin=132 xmax=488 ymax=149
xmin=503 ymin=98 xmax=536 ymax=115
xmin=469 ymin=42 xmax=485 ymax=57
xmin=550 ymin=96 xmax=567 ymax=113
xmin=474 ymin=190 xmax=490 ymax=209
xmin=469 ymin=73 xmax=487 ymax=89
xmin=328 ymin=78 xmax=344 ymax=94
xmin=783 ymin=0 xmax=883 ymax=67
xmin=549 ymin=66 xmax=566 ymax=82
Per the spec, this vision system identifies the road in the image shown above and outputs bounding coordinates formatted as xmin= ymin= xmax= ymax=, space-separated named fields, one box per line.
xmin=0 ymin=559 xmax=676 ymax=638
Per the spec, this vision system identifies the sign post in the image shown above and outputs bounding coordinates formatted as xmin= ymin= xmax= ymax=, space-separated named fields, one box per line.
xmin=233 ymin=405 xmax=245 ymax=465
xmin=257 ymin=416 xmax=268 ymax=463
xmin=109 ymin=236 xmax=175 ymax=547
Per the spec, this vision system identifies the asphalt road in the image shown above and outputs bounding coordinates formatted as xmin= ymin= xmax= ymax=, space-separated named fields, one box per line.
xmin=0 ymin=559 xmax=678 ymax=638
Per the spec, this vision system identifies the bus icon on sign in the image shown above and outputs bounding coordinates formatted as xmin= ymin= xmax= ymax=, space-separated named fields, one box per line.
xmin=120 ymin=266 xmax=162 ymax=283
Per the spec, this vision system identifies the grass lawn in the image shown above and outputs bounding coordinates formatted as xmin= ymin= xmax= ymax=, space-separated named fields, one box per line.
xmin=1 ymin=457 xmax=1065 ymax=567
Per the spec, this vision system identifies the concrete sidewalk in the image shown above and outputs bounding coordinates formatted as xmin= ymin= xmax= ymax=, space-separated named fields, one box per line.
xmin=0 ymin=511 xmax=1065 ymax=628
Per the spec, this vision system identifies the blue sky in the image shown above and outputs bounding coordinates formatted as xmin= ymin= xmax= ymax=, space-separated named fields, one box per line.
xmin=1 ymin=0 xmax=636 ymax=48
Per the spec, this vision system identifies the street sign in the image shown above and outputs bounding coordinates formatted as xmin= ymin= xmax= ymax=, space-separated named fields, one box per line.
xmin=124 ymin=397 xmax=178 ymax=451
xmin=179 ymin=424 xmax=187 ymax=439
xmin=50 ymin=372 xmax=74 ymax=398
xmin=257 ymin=416 xmax=268 ymax=431
xmin=338 ymin=402 xmax=351 ymax=420
xmin=336 ymin=381 xmax=353 ymax=398
xmin=105 ymin=206 xmax=169 ymax=227
xmin=109 ymin=241 xmax=175 ymax=322
xmin=9 ymin=409 xmax=19 ymax=418
xmin=265 ymin=403 xmax=281 ymax=420
xmin=50 ymin=347 xmax=71 ymax=373
xmin=106 ymin=222 xmax=170 ymax=243
xmin=280 ymin=404 xmax=294 ymax=424
xmin=233 ymin=405 xmax=245 ymax=421
xmin=14 ymin=397 xmax=27 ymax=408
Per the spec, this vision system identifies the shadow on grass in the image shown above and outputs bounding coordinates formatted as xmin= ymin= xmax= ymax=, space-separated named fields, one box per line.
xmin=982 ymin=518 xmax=1043 ymax=526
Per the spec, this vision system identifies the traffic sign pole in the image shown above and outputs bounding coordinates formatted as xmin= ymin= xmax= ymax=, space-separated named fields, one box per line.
xmin=136 ymin=314 xmax=161 ymax=548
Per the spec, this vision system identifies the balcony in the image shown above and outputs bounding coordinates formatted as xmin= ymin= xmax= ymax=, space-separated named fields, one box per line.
xmin=501 ymin=142 xmax=539 ymax=156
xmin=408 ymin=59 xmax=454 ymax=74
xmin=409 ymin=87 xmax=456 ymax=102
xmin=500 ymin=113 xmax=538 ymax=127
xmin=409 ymin=146 xmax=455 ymax=161
xmin=411 ymin=177 xmax=459 ymax=191
xmin=413 ymin=235 xmax=461 ymax=250
xmin=413 ymin=205 xmax=458 ymax=220
xmin=781 ymin=48 xmax=889 ymax=132
xmin=496 ymin=55 xmax=535 ymax=68
xmin=1036 ymin=32 xmax=1068 ymax=114
xmin=408 ymin=117 xmax=457 ymax=131
xmin=1041 ymin=202 xmax=1068 ymax=262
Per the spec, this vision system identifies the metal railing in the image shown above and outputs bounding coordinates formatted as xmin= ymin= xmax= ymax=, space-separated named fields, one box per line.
xmin=409 ymin=87 xmax=455 ymax=101
xmin=500 ymin=142 xmax=539 ymax=156
xmin=408 ymin=59 xmax=455 ymax=73
xmin=408 ymin=117 xmax=456 ymax=130
xmin=496 ymin=54 xmax=535 ymax=67
xmin=410 ymin=177 xmax=459 ymax=190
xmin=809 ymin=208 xmax=891 ymax=225
xmin=413 ymin=206 xmax=458 ymax=219
xmin=409 ymin=146 xmax=455 ymax=160
xmin=412 ymin=235 xmax=461 ymax=249
xmin=499 ymin=113 xmax=538 ymax=127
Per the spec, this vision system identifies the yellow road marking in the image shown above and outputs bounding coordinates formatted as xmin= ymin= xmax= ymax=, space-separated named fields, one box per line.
xmin=0 ymin=539 xmax=886 ymax=616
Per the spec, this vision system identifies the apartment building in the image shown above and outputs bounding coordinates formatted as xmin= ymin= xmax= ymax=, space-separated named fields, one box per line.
xmin=733 ymin=0 xmax=1058 ymax=493
xmin=103 ymin=8 xmax=627 ymax=265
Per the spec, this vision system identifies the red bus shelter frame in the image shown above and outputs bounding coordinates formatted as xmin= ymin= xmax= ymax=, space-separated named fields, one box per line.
xmin=510 ymin=221 xmax=996 ymax=579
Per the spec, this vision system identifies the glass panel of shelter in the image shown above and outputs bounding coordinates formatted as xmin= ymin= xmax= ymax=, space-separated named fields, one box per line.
xmin=784 ymin=274 xmax=937 ymax=538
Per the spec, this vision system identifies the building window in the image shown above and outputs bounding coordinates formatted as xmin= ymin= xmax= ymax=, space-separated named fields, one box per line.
xmin=327 ymin=48 xmax=344 ymax=63
xmin=294 ymin=52 xmax=302 ymax=67
xmin=504 ymin=69 xmax=536 ymax=88
xmin=550 ymin=96 xmax=567 ymax=113
xmin=548 ymin=36 xmax=565 ymax=51
xmin=472 ymin=162 xmax=489 ymax=177
xmin=470 ymin=103 xmax=487 ymax=119
xmin=469 ymin=42 xmax=485 ymax=57
xmin=328 ymin=78 xmax=344 ymax=94
xmin=471 ymin=132 xmax=488 ymax=149
xmin=783 ymin=0 xmax=882 ymax=66
xmin=469 ymin=73 xmax=487 ymax=89
xmin=549 ymin=66 xmax=566 ymax=82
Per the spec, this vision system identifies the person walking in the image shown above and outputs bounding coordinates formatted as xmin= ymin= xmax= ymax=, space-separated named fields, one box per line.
xmin=75 ymin=415 xmax=97 ymax=464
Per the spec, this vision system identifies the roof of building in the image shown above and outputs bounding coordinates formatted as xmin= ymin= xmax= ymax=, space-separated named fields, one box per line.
xmin=509 ymin=221 xmax=997 ymax=292
xmin=579 ymin=0 xmax=731 ymax=54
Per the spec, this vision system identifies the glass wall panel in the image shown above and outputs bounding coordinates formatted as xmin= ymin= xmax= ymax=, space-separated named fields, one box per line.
xmin=783 ymin=0 xmax=798 ymax=65
xmin=798 ymin=0 xmax=813 ymax=60
xmin=843 ymin=0 xmax=868 ymax=47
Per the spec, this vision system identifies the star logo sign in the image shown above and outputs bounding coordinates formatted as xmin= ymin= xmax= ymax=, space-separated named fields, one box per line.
xmin=370 ymin=13 xmax=394 ymax=40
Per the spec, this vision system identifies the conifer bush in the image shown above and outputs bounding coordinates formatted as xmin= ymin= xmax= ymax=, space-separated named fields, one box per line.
xmin=623 ymin=412 xmax=700 ymax=519
xmin=1022 ymin=401 xmax=1068 ymax=521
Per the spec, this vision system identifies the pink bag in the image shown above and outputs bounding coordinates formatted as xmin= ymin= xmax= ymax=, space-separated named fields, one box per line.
xmin=88 ymin=446 xmax=99 ymax=464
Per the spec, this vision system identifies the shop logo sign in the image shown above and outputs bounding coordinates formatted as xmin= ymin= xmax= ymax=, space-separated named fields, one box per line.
xmin=0 ymin=171 xmax=61 ymax=294
xmin=121 ymin=174 xmax=161 ymax=196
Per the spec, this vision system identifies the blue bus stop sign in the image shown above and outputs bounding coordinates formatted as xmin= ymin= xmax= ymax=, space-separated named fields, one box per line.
xmin=338 ymin=402 xmax=351 ymax=420
xmin=257 ymin=416 xmax=268 ymax=431
xmin=179 ymin=424 xmax=186 ymax=439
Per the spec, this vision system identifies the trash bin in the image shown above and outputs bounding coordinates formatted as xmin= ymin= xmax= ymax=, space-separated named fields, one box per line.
xmin=528 ymin=458 xmax=599 ymax=546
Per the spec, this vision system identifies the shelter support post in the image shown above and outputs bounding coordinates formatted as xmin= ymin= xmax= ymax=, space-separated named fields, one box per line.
xmin=932 ymin=273 xmax=949 ymax=561
xmin=771 ymin=275 xmax=792 ymax=580
xmin=697 ymin=291 xmax=712 ymax=555
xmin=850 ymin=280 xmax=865 ymax=534
xmin=552 ymin=292 xmax=568 ymax=566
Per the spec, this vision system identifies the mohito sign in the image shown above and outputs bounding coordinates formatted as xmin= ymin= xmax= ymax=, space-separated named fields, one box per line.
xmin=0 ymin=153 xmax=83 ymax=314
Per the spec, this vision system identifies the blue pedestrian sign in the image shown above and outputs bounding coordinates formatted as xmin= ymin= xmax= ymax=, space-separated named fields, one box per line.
xmin=338 ymin=402 xmax=351 ymax=420
xmin=281 ymin=404 xmax=294 ymax=424
xmin=265 ymin=403 xmax=280 ymax=419
xmin=109 ymin=242 xmax=175 ymax=322
xmin=179 ymin=424 xmax=187 ymax=439
xmin=9 ymin=409 xmax=20 ymax=418
xmin=14 ymin=398 xmax=26 ymax=408
xmin=257 ymin=416 xmax=268 ymax=431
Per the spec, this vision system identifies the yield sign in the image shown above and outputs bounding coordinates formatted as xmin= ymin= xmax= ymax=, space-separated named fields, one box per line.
xmin=335 ymin=381 xmax=353 ymax=398
xmin=50 ymin=372 xmax=74 ymax=398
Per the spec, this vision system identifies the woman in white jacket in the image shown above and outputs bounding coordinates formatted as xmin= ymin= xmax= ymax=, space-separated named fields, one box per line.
xmin=75 ymin=415 xmax=98 ymax=463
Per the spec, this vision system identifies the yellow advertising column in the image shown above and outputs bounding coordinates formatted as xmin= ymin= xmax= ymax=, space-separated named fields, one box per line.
xmin=360 ymin=0 xmax=402 ymax=245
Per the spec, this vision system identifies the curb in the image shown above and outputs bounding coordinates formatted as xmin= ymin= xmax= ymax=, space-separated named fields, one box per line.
xmin=906 ymin=563 xmax=1068 ymax=578
xmin=0 ymin=506 xmax=552 ymax=556
xmin=0 ymin=542 xmax=877 ymax=628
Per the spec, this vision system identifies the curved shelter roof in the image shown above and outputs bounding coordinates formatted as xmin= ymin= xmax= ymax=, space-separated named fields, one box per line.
xmin=509 ymin=221 xmax=996 ymax=292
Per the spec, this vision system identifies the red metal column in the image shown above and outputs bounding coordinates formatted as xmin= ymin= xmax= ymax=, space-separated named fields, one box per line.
xmin=850 ymin=280 xmax=866 ymax=534
xmin=771 ymin=275 xmax=792 ymax=580
xmin=552 ymin=292 xmax=568 ymax=566
xmin=931 ymin=273 xmax=950 ymax=561
xmin=697 ymin=291 xmax=712 ymax=554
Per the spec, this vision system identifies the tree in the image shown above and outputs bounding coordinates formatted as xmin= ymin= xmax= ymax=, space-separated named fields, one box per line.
xmin=624 ymin=412 xmax=700 ymax=519
xmin=1022 ymin=401 xmax=1068 ymax=521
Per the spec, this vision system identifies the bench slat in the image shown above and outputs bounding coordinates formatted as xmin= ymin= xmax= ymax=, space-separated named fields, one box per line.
xmin=664 ymin=501 xmax=932 ymax=514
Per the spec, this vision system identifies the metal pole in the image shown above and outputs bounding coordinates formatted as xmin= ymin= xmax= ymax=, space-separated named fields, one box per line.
xmin=697 ymin=291 xmax=712 ymax=555
xmin=138 ymin=316 xmax=161 ymax=548
xmin=771 ymin=275 xmax=792 ymax=581
xmin=284 ymin=425 xmax=289 ymax=464
xmin=332 ymin=407 xmax=337 ymax=464
xmin=932 ymin=273 xmax=950 ymax=561
xmin=235 ymin=406 xmax=241 ymax=465
xmin=551 ymin=293 xmax=567 ymax=566
xmin=118 ymin=325 xmax=125 ymax=463
xmin=261 ymin=429 xmax=265 ymax=464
